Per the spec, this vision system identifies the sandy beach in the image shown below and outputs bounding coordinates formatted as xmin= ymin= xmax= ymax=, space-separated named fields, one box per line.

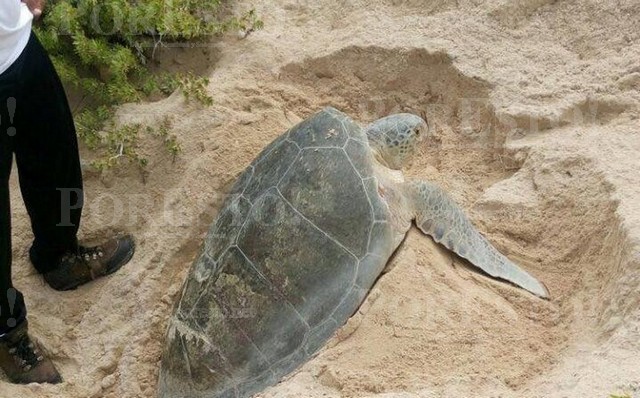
xmin=1 ymin=0 xmax=639 ymax=397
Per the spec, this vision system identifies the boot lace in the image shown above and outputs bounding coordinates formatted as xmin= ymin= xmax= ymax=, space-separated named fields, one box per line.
xmin=8 ymin=335 xmax=43 ymax=371
xmin=62 ymin=246 xmax=105 ymax=264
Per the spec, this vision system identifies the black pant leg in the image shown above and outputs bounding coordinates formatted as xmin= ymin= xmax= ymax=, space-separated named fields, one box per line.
xmin=0 ymin=47 xmax=27 ymax=333
xmin=13 ymin=33 xmax=84 ymax=274
xmin=0 ymin=108 xmax=18 ymax=333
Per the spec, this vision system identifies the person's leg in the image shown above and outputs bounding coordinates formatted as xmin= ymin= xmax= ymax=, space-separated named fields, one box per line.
xmin=0 ymin=55 xmax=26 ymax=335
xmin=0 ymin=38 xmax=58 ymax=386
xmin=0 ymin=142 xmax=26 ymax=334
xmin=12 ymin=32 xmax=134 ymax=291
xmin=12 ymin=34 xmax=83 ymax=274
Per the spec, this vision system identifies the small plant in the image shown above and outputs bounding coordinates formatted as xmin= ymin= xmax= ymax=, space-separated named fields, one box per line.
xmin=234 ymin=9 xmax=265 ymax=38
xmin=176 ymin=73 xmax=214 ymax=106
xmin=85 ymin=113 xmax=182 ymax=175
xmin=37 ymin=0 xmax=260 ymax=105
xmin=35 ymin=0 xmax=262 ymax=172
xmin=76 ymin=105 xmax=112 ymax=149
xmin=146 ymin=116 xmax=182 ymax=163
xmin=90 ymin=123 xmax=147 ymax=172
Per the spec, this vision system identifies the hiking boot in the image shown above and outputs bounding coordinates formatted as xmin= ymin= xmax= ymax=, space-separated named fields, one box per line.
xmin=43 ymin=235 xmax=135 ymax=291
xmin=0 ymin=320 xmax=62 ymax=384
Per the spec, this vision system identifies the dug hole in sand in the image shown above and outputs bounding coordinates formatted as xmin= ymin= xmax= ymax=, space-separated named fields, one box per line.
xmin=2 ymin=0 xmax=639 ymax=397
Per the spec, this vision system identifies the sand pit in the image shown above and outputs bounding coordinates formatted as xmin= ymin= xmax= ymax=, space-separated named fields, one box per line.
xmin=1 ymin=0 xmax=639 ymax=397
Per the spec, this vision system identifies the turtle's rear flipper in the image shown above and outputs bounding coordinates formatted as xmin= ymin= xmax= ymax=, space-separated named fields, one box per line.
xmin=408 ymin=180 xmax=549 ymax=298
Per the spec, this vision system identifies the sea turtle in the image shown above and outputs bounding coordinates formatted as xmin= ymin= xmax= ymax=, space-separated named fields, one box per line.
xmin=158 ymin=107 xmax=548 ymax=398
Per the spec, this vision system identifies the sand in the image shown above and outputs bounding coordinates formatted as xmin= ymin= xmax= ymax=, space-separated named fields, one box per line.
xmin=1 ymin=0 xmax=639 ymax=397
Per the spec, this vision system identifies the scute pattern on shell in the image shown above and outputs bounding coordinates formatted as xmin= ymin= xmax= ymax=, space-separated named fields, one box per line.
xmin=158 ymin=108 xmax=398 ymax=398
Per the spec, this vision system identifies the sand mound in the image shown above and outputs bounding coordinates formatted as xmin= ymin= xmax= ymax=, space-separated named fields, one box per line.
xmin=2 ymin=0 xmax=639 ymax=397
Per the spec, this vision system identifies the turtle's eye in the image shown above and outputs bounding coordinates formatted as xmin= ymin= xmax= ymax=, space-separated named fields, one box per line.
xmin=413 ymin=119 xmax=428 ymax=141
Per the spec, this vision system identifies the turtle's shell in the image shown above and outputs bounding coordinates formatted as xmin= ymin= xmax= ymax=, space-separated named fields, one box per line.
xmin=158 ymin=107 xmax=396 ymax=398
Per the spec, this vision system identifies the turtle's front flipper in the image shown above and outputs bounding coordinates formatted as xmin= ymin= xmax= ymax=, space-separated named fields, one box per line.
xmin=408 ymin=180 xmax=549 ymax=298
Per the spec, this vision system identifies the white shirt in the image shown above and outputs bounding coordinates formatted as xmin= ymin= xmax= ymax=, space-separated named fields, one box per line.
xmin=0 ymin=0 xmax=33 ymax=75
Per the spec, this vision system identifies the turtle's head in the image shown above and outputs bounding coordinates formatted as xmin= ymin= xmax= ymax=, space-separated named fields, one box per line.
xmin=364 ymin=113 xmax=428 ymax=170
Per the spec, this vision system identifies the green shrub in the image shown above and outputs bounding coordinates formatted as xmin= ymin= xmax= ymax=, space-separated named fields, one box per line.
xmin=36 ymin=0 xmax=262 ymax=171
